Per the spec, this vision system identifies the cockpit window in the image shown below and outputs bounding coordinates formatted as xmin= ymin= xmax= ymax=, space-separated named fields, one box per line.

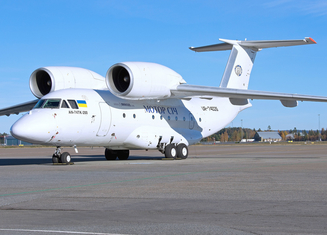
xmin=61 ymin=100 xmax=70 ymax=108
xmin=43 ymin=99 xmax=61 ymax=109
xmin=34 ymin=99 xmax=46 ymax=109
xmin=68 ymin=100 xmax=79 ymax=109
xmin=34 ymin=99 xmax=61 ymax=109
xmin=34 ymin=99 xmax=79 ymax=110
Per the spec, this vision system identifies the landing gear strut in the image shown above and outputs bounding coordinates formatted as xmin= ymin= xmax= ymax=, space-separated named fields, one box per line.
xmin=52 ymin=146 xmax=71 ymax=164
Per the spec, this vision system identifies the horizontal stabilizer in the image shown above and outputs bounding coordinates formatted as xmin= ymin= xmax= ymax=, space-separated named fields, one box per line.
xmin=189 ymin=37 xmax=316 ymax=52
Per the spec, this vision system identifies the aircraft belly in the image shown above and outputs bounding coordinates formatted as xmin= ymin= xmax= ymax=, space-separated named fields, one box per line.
xmin=122 ymin=126 xmax=188 ymax=149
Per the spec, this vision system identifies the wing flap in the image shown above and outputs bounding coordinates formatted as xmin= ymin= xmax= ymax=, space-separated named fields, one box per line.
xmin=0 ymin=99 xmax=38 ymax=116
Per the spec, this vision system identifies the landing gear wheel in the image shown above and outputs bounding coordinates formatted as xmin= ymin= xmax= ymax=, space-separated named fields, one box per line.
xmin=105 ymin=148 xmax=117 ymax=160
xmin=52 ymin=154 xmax=60 ymax=163
xmin=60 ymin=152 xmax=71 ymax=163
xmin=176 ymin=144 xmax=188 ymax=159
xmin=117 ymin=150 xmax=130 ymax=160
xmin=165 ymin=144 xmax=177 ymax=159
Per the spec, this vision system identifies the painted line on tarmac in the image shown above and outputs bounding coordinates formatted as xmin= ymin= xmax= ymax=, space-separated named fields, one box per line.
xmin=0 ymin=228 xmax=128 ymax=234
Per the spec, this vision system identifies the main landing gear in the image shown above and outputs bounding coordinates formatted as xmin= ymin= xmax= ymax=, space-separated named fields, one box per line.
xmin=164 ymin=143 xmax=188 ymax=159
xmin=105 ymin=148 xmax=130 ymax=160
xmin=104 ymin=144 xmax=188 ymax=161
xmin=52 ymin=146 xmax=72 ymax=164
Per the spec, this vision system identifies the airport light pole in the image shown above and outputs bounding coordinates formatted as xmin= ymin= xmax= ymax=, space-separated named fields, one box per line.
xmin=241 ymin=119 xmax=243 ymax=142
xmin=318 ymin=114 xmax=321 ymax=141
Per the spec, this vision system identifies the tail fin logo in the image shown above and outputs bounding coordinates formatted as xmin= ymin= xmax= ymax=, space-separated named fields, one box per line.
xmin=235 ymin=65 xmax=242 ymax=76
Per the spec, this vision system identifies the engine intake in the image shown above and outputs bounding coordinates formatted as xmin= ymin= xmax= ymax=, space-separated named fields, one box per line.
xmin=29 ymin=67 xmax=106 ymax=98
xmin=106 ymin=62 xmax=185 ymax=100
xmin=35 ymin=70 xmax=52 ymax=96
xmin=111 ymin=66 xmax=131 ymax=93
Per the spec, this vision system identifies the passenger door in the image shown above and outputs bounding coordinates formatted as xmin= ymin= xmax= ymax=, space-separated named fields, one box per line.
xmin=96 ymin=102 xmax=111 ymax=137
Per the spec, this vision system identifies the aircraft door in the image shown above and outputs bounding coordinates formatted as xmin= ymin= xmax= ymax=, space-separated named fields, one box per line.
xmin=189 ymin=113 xmax=195 ymax=130
xmin=96 ymin=102 xmax=111 ymax=137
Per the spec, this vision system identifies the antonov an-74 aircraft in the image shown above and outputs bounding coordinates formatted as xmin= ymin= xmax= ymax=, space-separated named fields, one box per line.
xmin=1 ymin=37 xmax=327 ymax=163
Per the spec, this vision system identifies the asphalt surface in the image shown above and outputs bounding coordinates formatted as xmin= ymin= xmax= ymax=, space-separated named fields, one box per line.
xmin=0 ymin=143 xmax=326 ymax=235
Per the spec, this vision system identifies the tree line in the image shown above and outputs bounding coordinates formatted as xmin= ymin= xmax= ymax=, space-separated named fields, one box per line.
xmin=280 ymin=127 xmax=327 ymax=141
xmin=202 ymin=127 xmax=327 ymax=142
xmin=202 ymin=127 xmax=257 ymax=142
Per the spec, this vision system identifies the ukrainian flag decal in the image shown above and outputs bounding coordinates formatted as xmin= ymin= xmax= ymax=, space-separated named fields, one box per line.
xmin=77 ymin=100 xmax=87 ymax=108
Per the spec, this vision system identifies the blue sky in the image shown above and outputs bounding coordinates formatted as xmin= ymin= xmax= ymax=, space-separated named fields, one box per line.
xmin=1 ymin=0 xmax=327 ymax=133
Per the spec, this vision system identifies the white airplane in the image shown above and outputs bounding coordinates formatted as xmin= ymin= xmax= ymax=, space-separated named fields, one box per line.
xmin=1 ymin=37 xmax=327 ymax=163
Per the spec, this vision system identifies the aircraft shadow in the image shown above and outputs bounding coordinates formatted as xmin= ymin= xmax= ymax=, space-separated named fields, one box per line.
xmin=0 ymin=155 xmax=164 ymax=166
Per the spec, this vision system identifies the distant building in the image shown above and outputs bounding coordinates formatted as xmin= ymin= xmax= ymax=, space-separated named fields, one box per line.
xmin=254 ymin=132 xmax=282 ymax=142
xmin=241 ymin=139 xmax=255 ymax=142
xmin=0 ymin=135 xmax=33 ymax=146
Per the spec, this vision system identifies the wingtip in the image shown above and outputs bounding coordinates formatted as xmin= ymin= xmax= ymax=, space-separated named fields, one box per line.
xmin=307 ymin=37 xmax=317 ymax=44
xmin=309 ymin=37 xmax=317 ymax=44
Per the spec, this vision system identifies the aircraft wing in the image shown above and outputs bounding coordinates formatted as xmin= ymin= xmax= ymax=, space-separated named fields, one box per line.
xmin=0 ymin=99 xmax=38 ymax=116
xmin=171 ymin=84 xmax=327 ymax=107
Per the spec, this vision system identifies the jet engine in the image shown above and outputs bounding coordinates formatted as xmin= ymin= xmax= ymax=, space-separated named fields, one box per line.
xmin=29 ymin=66 xmax=106 ymax=98
xmin=106 ymin=62 xmax=186 ymax=100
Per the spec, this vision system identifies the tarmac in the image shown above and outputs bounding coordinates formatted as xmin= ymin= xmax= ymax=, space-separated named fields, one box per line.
xmin=0 ymin=143 xmax=326 ymax=235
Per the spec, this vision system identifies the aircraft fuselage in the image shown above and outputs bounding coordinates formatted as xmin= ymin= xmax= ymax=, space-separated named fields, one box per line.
xmin=11 ymin=88 xmax=246 ymax=150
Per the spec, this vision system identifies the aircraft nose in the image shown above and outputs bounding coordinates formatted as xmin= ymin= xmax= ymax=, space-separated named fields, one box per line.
xmin=10 ymin=112 xmax=55 ymax=144
xmin=10 ymin=116 xmax=33 ymax=142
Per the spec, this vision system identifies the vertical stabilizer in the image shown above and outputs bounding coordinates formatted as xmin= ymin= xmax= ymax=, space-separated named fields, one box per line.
xmin=219 ymin=41 xmax=257 ymax=89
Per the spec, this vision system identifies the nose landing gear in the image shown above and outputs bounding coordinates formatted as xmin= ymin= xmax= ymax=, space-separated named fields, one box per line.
xmin=52 ymin=146 xmax=72 ymax=164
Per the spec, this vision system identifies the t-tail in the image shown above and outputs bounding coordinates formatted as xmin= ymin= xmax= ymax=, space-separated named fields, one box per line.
xmin=190 ymin=37 xmax=316 ymax=90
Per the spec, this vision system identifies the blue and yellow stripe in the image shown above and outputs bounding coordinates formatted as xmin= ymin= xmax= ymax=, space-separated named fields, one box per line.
xmin=77 ymin=100 xmax=87 ymax=108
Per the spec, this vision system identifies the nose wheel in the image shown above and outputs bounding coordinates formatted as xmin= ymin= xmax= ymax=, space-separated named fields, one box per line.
xmin=52 ymin=147 xmax=72 ymax=164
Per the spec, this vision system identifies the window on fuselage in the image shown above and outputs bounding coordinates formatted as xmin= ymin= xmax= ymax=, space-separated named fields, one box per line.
xmin=68 ymin=100 xmax=79 ymax=109
xmin=61 ymin=100 xmax=70 ymax=108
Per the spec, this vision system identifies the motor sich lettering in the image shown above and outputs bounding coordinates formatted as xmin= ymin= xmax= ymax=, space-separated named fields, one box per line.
xmin=69 ymin=110 xmax=88 ymax=115
xmin=143 ymin=105 xmax=178 ymax=115
xmin=167 ymin=107 xmax=178 ymax=115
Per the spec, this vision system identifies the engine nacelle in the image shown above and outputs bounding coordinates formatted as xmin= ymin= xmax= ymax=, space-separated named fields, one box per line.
xmin=29 ymin=66 xmax=106 ymax=98
xmin=106 ymin=62 xmax=186 ymax=99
